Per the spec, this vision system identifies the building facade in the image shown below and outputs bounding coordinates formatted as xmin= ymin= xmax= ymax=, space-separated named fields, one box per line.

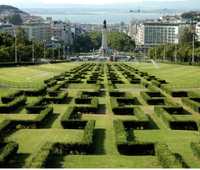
xmin=21 ymin=23 xmax=51 ymax=42
xmin=51 ymin=20 xmax=73 ymax=45
xmin=135 ymin=21 xmax=188 ymax=49
xmin=196 ymin=22 xmax=200 ymax=42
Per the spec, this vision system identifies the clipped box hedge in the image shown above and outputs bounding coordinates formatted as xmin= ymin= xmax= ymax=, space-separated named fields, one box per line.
xmin=26 ymin=97 xmax=47 ymax=113
xmin=113 ymin=120 xmax=127 ymax=145
xmin=24 ymin=142 xmax=54 ymax=168
xmin=24 ymin=86 xmax=47 ymax=96
xmin=0 ymin=96 xmax=27 ymax=113
xmin=45 ymin=91 xmax=68 ymax=104
xmin=0 ymin=142 xmax=18 ymax=167
xmin=1 ymin=90 xmax=23 ymax=104
xmin=182 ymin=98 xmax=200 ymax=113
xmin=155 ymin=143 xmax=188 ymax=168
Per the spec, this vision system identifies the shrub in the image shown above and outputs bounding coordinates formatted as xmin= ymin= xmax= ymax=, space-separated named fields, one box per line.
xmin=35 ymin=107 xmax=53 ymax=123
xmin=46 ymin=91 xmax=68 ymax=104
xmin=182 ymin=98 xmax=200 ymax=113
xmin=26 ymin=97 xmax=47 ymax=113
xmin=0 ymin=96 xmax=27 ymax=113
xmin=1 ymin=90 xmax=23 ymax=104
xmin=155 ymin=143 xmax=185 ymax=168
xmin=0 ymin=142 xmax=18 ymax=167
xmin=82 ymin=120 xmax=96 ymax=145
xmin=191 ymin=142 xmax=200 ymax=159
xmin=24 ymin=142 xmax=54 ymax=168
xmin=24 ymin=86 xmax=47 ymax=96
xmin=113 ymin=120 xmax=127 ymax=145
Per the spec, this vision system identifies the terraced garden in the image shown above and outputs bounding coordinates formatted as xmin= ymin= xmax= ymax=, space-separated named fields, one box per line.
xmin=0 ymin=62 xmax=200 ymax=168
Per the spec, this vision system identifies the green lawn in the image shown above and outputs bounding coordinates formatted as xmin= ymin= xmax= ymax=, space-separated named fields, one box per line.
xmin=130 ymin=62 xmax=200 ymax=89
xmin=0 ymin=62 xmax=200 ymax=168
xmin=0 ymin=62 xmax=80 ymax=90
xmin=5 ymin=129 xmax=84 ymax=153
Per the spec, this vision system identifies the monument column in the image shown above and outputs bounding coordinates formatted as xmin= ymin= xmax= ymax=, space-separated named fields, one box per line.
xmin=100 ymin=20 xmax=109 ymax=56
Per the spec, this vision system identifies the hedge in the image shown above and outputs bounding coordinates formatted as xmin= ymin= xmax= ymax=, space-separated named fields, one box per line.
xmin=0 ymin=142 xmax=18 ymax=167
xmin=46 ymin=91 xmax=68 ymax=104
xmin=0 ymin=120 xmax=11 ymax=137
xmin=82 ymin=120 xmax=95 ymax=145
xmin=24 ymin=86 xmax=47 ymax=96
xmin=26 ymin=97 xmax=47 ymax=113
xmin=61 ymin=107 xmax=87 ymax=129
xmin=155 ymin=107 xmax=174 ymax=128
xmin=35 ymin=107 xmax=53 ymax=123
xmin=191 ymin=142 xmax=200 ymax=159
xmin=24 ymin=142 xmax=54 ymax=168
xmin=0 ymin=96 xmax=27 ymax=113
xmin=1 ymin=90 xmax=23 ymax=104
xmin=155 ymin=143 xmax=187 ymax=168
xmin=182 ymin=98 xmax=200 ymax=113
xmin=113 ymin=120 xmax=127 ymax=145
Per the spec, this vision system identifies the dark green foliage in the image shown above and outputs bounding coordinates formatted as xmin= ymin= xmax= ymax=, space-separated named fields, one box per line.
xmin=0 ymin=96 xmax=26 ymax=113
xmin=191 ymin=142 xmax=200 ymax=159
xmin=24 ymin=142 xmax=54 ymax=168
xmin=26 ymin=97 xmax=47 ymax=113
xmin=155 ymin=143 xmax=187 ymax=168
xmin=1 ymin=90 xmax=23 ymax=104
xmin=113 ymin=120 xmax=127 ymax=145
xmin=0 ymin=142 xmax=18 ymax=167
xmin=82 ymin=120 xmax=96 ymax=145
xmin=24 ymin=86 xmax=47 ymax=96
xmin=182 ymin=98 xmax=200 ymax=112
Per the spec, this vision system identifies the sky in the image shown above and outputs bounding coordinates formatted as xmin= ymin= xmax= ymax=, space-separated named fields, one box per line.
xmin=0 ymin=0 xmax=200 ymax=10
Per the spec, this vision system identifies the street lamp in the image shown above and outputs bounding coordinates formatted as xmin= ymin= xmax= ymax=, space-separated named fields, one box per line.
xmin=43 ymin=40 xmax=46 ymax=59
xmin=13 ymin=29 xmax=18 ymax=63
xmin=192 ymin=32 xmax=195 ymax=64
xmin=32 ymin=39 xmax=35 ymax=63
xmin=63 ymin=45 xmax=65 ymax=59
xmin=174 ymin=44 xmax=177 ymax=63
xmin=67 ymin=46 xmax=70 ymax=60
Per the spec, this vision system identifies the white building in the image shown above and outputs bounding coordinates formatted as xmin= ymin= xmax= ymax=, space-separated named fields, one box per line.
xmin=21 ymin=23 xmax=51 ymax=42
xmin=136 ymin=21 xmax=188 ymax=48
xmin=51 ymin=20 xmax=73 ymax=45
xmin=196 ymin=22 xmax=200 ymax=42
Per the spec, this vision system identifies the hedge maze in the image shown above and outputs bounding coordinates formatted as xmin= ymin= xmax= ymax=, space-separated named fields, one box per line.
xmin=0 ymin=62 xmax=200 ymax=168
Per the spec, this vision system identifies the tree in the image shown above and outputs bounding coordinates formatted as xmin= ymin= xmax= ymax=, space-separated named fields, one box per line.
xmin=0 ymin=32 xmax=14 ymax=47
xmin=8 ymin=14 xmax=23 ymax=25
xmin=179 ymin=27 xmax=194 ymax=44
xmin=16 ymin=27 xmax=30 ymax=45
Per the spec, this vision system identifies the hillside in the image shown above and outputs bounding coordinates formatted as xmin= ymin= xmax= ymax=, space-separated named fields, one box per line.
xmin=0 ymin=5 xmax=29 ymax=17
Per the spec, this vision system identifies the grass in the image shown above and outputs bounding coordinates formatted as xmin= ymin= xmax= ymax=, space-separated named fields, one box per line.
xmin=0 ymin=62 xmax=80 ymax=89
xmin=0 ymin=62 xmax=200 ymax=168
xmin=130 ymin=62 xmax=200 ymax=89
xmin=5 ymin=129 xmax=84 ymax=153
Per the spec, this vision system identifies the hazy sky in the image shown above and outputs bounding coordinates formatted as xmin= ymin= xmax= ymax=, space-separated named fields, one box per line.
xmin=1 ymin=0 xmax=199 ymax=9
xmin=1 ymin=0 xmax=187 ymax=5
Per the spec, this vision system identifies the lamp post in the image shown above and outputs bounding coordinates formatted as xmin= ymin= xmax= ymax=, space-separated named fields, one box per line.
xmin=174 ymin=44 xmax=177 ymax=63
xmin=192 ymin=33 xmax=195 ymax=64
xmin=32 ymin=40 xmax=35 ymax=63
xmin=63 ymin=45 xmax=65 ymax=59
xmin=14 ymin=29 xmax=18 ymax=63
xmin=43 ymin=40 xmax=46 ymax=59
xmin=67 ymin=46 xmax=70 ymax=60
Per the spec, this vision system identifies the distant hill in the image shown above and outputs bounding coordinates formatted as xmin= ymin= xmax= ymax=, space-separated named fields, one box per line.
xmin=0 ymin=5 xmax=29 ymax=17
